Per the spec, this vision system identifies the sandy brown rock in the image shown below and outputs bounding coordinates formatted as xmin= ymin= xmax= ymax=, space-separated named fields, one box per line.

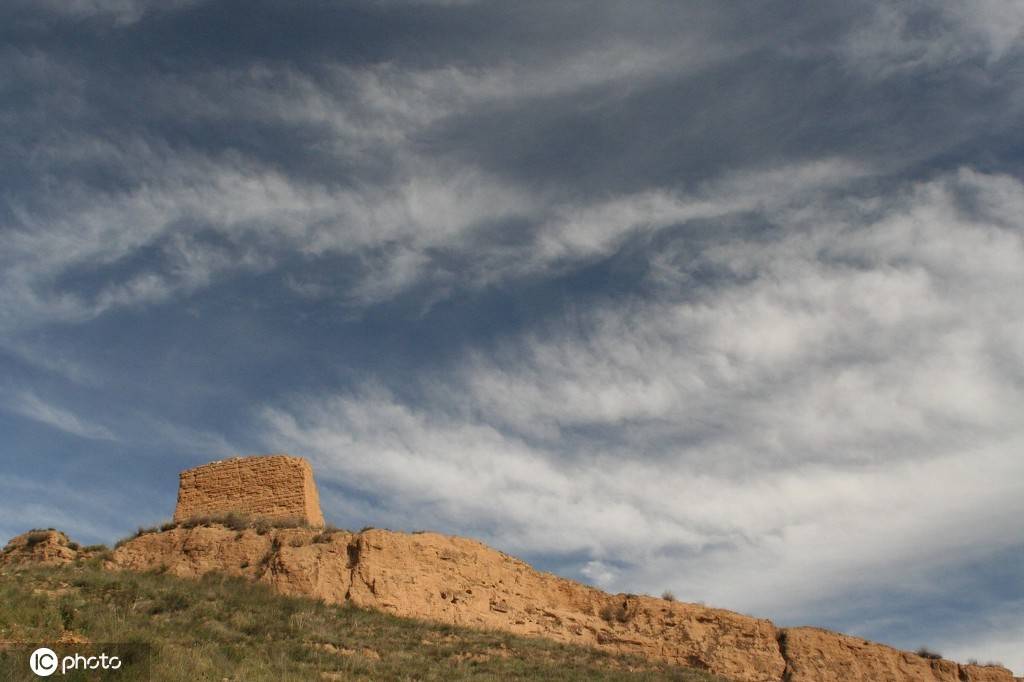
xmin=959 ymin=664 xmax=1024 ymax=682
xmin=0 ymin=530 xmax=79 ymax=566
xmin=347 ymin=529 xmax=784 ymax=682
xmin=259 ymin=529 xmax=356 ymax=603
xmin=782 ymin=627 xmax=1018 ymax=682
xmin=111 ymin=526 xmax=272 ymax=578
xmin=173 ymin=454 xmax=324 ymax=527
xmin=109 ymin=525 xmax=356 ymax=604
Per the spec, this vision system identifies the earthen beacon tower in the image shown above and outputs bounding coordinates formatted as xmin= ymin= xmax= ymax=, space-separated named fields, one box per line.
xmin=173 ymin=454 xmax=325 ymax=527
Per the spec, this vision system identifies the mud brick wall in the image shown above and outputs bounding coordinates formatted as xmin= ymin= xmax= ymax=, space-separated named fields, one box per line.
xmin=173 ymin=454 xmax=325 ymax=527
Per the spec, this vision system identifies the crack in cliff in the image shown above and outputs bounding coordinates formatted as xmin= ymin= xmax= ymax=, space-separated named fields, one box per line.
xmin=343 ymin=531 xmax=367 ymax=602
xmin=776 ymin=629 xmax=794 ymax=682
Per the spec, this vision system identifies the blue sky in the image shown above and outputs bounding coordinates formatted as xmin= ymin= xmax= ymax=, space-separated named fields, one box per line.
xmin=2 ymin=0 xmax=1023 ymax=672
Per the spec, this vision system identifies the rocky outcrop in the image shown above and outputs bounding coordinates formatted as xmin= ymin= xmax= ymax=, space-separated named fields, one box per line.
xmin=173 ymin=454 xmax=324 ymax=527
xmin=0 ymin=529 xmax=80 ymax=566
xmin=95 ymin=525 xmax=1020 ymax=682
xmin=779 ymin=627 xmax=1019 ymax=682
xmin=111 ymin=525 xmax=355 ymax=605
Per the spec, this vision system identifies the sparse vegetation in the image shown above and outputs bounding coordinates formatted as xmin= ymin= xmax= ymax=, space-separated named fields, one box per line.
xmin=0 ymin=563 xmax=724 ymax=681
xmin=311 ymin=525 xmax=347 ymax=544
xmin=106 ymin=518 xmax=359 ymax=552
xmin=23 ymin=531 xmax=51 ymax=547
xmin=311 ymin=532 xmax=334 ymax=544
xmin=599 ymin=601 xmax=634 ymax=623
xmin=108 ymin=516 xmax=334 ymax=549
xmin=171 ymin=514 xmax=316 ymax=533
xmin=915 ymin=646 xmax=942 ymax=660
xmin=966 ymin=658 xmax=1006 ymax=668
xmin=661 ymin=591 xmax=676 ymax=602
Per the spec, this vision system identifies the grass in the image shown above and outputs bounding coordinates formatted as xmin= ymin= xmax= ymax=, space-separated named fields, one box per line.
xmin=0 ymin=562 xmax=724 ymax=682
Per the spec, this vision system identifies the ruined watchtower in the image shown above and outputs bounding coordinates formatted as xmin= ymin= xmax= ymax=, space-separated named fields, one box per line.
xmin=173 ymin=454 xmax=325 ymax=527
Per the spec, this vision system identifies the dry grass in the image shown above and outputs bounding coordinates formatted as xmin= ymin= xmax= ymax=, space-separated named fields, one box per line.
xmin=113 ymin=514 xmax=333 ymax=549
xmin=0 ymin=562 xmax=724 ymax=681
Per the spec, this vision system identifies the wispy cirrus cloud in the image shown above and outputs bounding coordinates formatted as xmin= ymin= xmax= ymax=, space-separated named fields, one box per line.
xmin=4 ymin=391 xmax=117 ymax=441
xmin=263 ymin=168 xmax=1024 ymax=671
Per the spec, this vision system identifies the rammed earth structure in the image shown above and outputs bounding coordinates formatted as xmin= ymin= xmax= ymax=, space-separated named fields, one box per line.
xmin=173 ymin=454 xmax=325 ymax=527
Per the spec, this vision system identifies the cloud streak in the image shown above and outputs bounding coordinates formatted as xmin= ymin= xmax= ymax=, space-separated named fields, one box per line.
xmin=4 ymin=392 xmax=117 ymax=441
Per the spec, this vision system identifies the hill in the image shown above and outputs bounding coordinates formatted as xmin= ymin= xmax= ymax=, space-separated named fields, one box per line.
xmin=3 ymin=524 xmax=1019 ymax=682
xmin=0 ymin=559 xmax=722 ymax=681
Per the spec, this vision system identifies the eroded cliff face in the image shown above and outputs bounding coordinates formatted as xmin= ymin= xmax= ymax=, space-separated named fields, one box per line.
xmin=345 ymin=530 xmax=785 ymax=682
xmin=79 ymin=526 xmax=1018 ymax=682
xmin=779 ymin=628 xmax=1012 ymax=682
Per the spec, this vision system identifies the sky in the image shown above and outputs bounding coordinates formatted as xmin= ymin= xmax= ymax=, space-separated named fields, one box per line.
xmin=1 ymin=0 xmax=1023 ymax=672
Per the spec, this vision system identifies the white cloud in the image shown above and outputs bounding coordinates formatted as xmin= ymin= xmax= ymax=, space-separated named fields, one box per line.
xmin=4 ymin=31 xmax=848 ymax=335
xmin=4 ymin=391 xmax=117 ymax=441
xmin=840 ymin=0 xmax=1024 ymax=75
xmin=581 ymin=560 xmax=619 ymax=589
